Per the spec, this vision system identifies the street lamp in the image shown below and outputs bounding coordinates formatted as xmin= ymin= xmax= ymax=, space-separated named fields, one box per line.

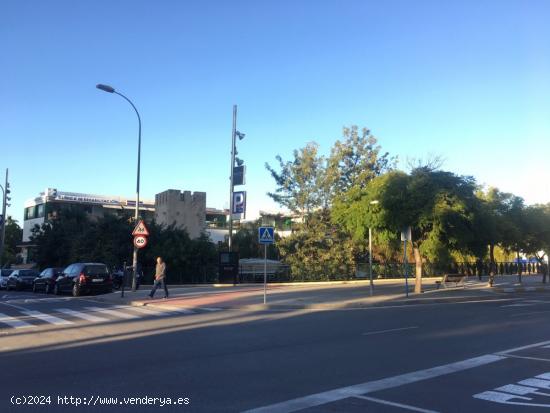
xmin=96 ymin=84 xmax=142 ymax=292
xmin=368 ymin=200 xmax=379 ymax=296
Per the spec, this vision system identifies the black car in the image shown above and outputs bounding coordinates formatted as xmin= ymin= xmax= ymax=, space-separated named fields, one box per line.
xmin=0 ymin=269 xmax=14 ymax=289
xmin=6 ymin=269 xmax=40 ymax=291
xmin=33 ymin=267 xmax=65 ymax=294
xmin=54 ymin=263 xmax=113 ymax=296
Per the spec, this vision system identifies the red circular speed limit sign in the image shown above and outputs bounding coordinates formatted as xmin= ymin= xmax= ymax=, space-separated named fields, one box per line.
xmin=133 ymin=235 xmax=148 ymax=249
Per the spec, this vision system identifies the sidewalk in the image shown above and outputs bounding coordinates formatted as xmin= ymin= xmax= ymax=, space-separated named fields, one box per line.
xmin=94 ymin=274 xmax=548 ymax=312
xmin=490 ymin=273 xmax=550 ymax=292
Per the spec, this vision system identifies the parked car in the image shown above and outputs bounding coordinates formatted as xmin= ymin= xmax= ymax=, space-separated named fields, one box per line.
xmin=33 ymin=267 xmax=65 ymax=294
xmin=6 ymin=269 xmax=40 ymax=291
xmin=0 ymin=269 xmax=14 ymax=289
xmin=54 ymin=263 xmax=113 ymax=296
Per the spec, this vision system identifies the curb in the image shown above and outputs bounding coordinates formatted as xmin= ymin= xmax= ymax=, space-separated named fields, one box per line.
xmin=127 ymin=292 xmax=506 ymax=312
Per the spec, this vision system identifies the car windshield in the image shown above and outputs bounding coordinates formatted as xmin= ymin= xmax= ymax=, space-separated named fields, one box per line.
xmin=20 ymin=270 xmax=39 ymax=276
xmin=83 ymin=265 xmax=108 ymax=276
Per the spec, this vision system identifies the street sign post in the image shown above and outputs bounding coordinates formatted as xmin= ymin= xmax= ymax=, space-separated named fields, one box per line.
xmin=133 ymin=235 xmax=148 ymax=249
xmin=258 ymin=227 xmax=275 ymax=304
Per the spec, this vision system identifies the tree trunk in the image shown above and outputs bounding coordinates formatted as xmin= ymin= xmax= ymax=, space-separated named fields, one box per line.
xmin=544 ymin=251 xmax=549 ymax=284
xmin=517 ymin=250 xmax=522 ymax=283
xmin=413 ymin=246 xmax=422 ymax=293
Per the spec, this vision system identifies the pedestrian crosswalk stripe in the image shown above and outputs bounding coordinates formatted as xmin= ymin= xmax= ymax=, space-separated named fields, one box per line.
xmin=56 ymin=308 xmax=108 ymax=322
xmin=0 ymin=313 xmax=34 ymax=329
xmin=21 ymin=310 xmax=74 ymax=326
xmin=85 ymin=306 xmax=139 ymax=319
xmin=166 ymin=307 xmax=195 ymax=314
xmin=112 ymin=305 xmax=166 ymax=316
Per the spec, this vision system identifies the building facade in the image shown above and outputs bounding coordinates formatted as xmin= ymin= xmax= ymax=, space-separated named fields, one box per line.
xmin=22 ymin=188 xmax=155 ymax=242
xmin=154 ymin=189 xmax=207 ymax=239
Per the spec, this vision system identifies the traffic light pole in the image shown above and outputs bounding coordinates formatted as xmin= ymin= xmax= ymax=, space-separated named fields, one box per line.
xmin=228 ymin=105 xmax=237 ymax=252
xmin=0 ymin=169 xmax=9 ymax=268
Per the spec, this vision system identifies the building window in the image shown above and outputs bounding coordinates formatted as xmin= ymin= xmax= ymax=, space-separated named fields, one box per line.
xmin=25 ymin=206 xmax=36 ymax=220
xmin=37 ymin=204 xmax=45 ymax=218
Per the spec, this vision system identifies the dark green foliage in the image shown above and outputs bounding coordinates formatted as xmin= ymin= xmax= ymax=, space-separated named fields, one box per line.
xmin=30 ymin=213 xmax=218 ymax=282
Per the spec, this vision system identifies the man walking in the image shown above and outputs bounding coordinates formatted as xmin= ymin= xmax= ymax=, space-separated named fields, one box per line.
xmin=149 ymin=256 xmax=169 ymax=299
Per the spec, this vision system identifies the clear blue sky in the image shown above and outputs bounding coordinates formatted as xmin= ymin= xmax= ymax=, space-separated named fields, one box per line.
xmin=1 ymin=0 xmax=549 ymax=224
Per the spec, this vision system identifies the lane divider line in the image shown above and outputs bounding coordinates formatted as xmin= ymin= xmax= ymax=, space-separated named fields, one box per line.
xmin=354 ymin=395 xmax=440 ymax=413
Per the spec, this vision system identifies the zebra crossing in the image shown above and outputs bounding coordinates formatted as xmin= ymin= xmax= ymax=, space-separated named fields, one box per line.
xmin=0 ymin=304 xmax=222 ymax=330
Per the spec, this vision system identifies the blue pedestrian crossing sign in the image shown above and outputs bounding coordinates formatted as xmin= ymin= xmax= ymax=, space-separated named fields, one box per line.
xmin=258 ymin=226 xmax=275 ymax=244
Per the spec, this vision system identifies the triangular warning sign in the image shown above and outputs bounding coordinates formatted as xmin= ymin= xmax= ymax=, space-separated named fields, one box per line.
xmin=260 ymin=228 xmax=273 ymax=241
xmin=132 ymin=220 xmax=149 ymax=236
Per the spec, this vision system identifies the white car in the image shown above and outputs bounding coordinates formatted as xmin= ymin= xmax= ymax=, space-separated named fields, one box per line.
xmin=0 ymin=269 xmax=14 ymax=289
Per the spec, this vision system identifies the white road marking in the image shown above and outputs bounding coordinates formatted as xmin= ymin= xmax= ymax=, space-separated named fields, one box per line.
xmin=362 ymin=326 xmax=418 ymax=336
xmin=496 ymin=338 xmax=550 ymax=355
xmin=499 ymin=354 xmax=550 ymax=363
xmin=500 ymin=303 xmax=535 ymax=308
xmin=241 ymin=354 xmax=505 ymax=413
xmin=55 ymin=308 xmax=108 ymax=322
xmin=354 ymin=395 xmax=440 ymax=413
xmin=21 ymin=310 xmax=74 ymax=326
xmin=112 ymin=305 xmax=166 ymax=316
xmin=200 ymin=307 xmax=223 ymax=312
xmin=473 ymin=372 xmax=550 ymax=407
xmin=84 ymin=306 xmax=139 ymax=319
xmin=0 ymin=313 xmax=34 ymax=329
xmin=146 ymin=306 xmax=195 ymax=315
xmin=543 ymin=345 xmax=550 ymax=349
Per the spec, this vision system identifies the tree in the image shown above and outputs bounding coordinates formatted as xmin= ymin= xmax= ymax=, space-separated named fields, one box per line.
xmin=334 ymin=168 xmax=480 ymax=291
xmin=328 ymin=125 xmax=396 ymax=197
xmin=266 ymin=142 xmax=326 ymax=223
xmin=1 ymin=217 xmax=23 ymax=266
xmin=267 ymin=126 xmax=393 ymax=279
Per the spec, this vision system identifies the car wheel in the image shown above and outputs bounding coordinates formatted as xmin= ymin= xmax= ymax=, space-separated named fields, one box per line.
xmin=45 ymin=284 xmax=51 ymax=294
xmin=72 ymin=283 xmax=80 ymax=297
xmin=53 ymin=283 xmax=61 ymax=295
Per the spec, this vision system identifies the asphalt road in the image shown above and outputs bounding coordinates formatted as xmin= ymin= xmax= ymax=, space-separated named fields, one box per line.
xmin=1 ymin=288 xmax=550 ymax=412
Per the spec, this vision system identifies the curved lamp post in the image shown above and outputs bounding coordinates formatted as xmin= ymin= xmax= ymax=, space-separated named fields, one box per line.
xmin=96 ymin=84 xmax=142 ymax=292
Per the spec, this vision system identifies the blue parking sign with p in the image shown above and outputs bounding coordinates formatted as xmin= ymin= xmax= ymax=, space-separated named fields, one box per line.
xmin=258 ymin=227 xmax=275 ymax=244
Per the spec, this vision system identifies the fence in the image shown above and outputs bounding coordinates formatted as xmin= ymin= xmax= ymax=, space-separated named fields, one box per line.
xmin=137 ymin=260 xmax=548 ymax=284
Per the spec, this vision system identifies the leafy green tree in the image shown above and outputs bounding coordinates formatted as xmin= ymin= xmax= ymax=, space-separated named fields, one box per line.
xmin=334 ymin=168 xmax=480 ymax=290
xmin=232 ymin=220 xmax=278 ymax=260
xmin=266 ymin=142 xmax=326 ymax=222
xmin=328 ymin=125 xmax=396 ymax=197
xmin=1 ymin=217 xmax=23 ymax=266
xmin=30 ymin=209 xmax=89 ymax=268
xmin=30 ymin=212 xmax=218 ymax=282
xmin=277 ymin=209 xmax=359 ymax=280
xmin=266 ymin=126 xmax=394 ymax=279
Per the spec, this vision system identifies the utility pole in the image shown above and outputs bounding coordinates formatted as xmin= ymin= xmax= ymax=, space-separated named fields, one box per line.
xmin=228 ymin=105 xmax=237 ymax=251
xmin=0 ymin=169 xmax=10 ymax=268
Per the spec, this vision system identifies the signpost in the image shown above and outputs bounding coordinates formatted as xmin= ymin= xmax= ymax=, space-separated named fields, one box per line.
xmin=130 ymin=221 xmax=149 ymax=291
xmin=258 ymin=226 xmax=275 ymax=304
xmin=401 ymin=227 xmax=412 ymax=298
